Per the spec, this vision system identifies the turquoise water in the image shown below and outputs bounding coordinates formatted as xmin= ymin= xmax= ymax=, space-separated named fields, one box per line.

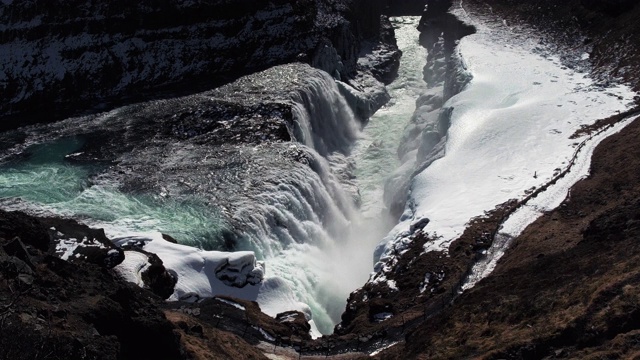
xmin=0 ymin=136 xmax=229 ymax=249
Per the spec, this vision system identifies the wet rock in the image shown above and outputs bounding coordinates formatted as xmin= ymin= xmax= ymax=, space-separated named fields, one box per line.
xmin=161 ymin=234 xmax=178 ymax=244
xmin=409 ymin=218 xmax=431 ymax=233
xmin=416 ymin=131 xmax=442 ymax=163
xmin=338 ymin=72 xmax=391 ymax=120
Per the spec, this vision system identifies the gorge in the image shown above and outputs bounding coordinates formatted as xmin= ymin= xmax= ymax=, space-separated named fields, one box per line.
xmin=2 ymin=0 xmax=640 ymax=359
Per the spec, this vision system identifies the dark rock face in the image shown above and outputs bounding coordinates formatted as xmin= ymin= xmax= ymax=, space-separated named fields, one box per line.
xmin=0 ymin=0 xmax=398 ymax=131
xmin=383 ymin=0 xmax=428 ymax=16
xmin=164 ymin=297 xmax=314 ymax=344
xmin=418 ymin=0 xmax=475 ymax=94
xmin=0 ymin=209 xmax=124 ymax=269
xmin=581 ymin=0 xmax=638 ymax=16
xmin=0 ymin=210 xmax=183 ymax=359
xmin=0 ymin=210 xmax=50 ymax=251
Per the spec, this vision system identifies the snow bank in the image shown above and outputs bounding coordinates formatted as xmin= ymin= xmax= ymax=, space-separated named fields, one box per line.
xmin=110 ymin=231 xmax=321 ymax=336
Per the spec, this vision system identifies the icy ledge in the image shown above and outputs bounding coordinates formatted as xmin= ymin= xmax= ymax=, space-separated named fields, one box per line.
xmin=373 ymin=3 xmax=637 ymax=279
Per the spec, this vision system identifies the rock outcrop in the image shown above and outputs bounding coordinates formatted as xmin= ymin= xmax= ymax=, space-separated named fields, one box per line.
xmin=0 ymin=208 xmax=315 ymax=359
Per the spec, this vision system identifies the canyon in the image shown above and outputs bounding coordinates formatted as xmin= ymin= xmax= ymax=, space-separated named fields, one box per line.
xmin=1 ymin=0 xmax=640 ymax=359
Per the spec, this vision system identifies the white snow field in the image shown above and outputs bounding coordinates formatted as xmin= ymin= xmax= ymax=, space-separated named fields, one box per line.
xmin=374 ymin=4 xmax=636 ymax=280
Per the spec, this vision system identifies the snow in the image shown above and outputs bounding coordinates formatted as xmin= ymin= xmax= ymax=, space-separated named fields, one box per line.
xmin=375 ymin=6 xmax=636 ymax=271
xmin=386 ymin=280 xmax=398 ymax=291
xmin=109 ymin=230 xmax=323 ymax=337
xmin=253 ymin=326 xmax=276 ymax=342
xmin=370 ymin=342 xmax=399 ymax=356
xmin=54 ymin=236 xmax=108 ymax=260
xmin=111 ymin=232 xmax=264 ymax=301
xmin=55 ymin=238 xmax=79 ymax=261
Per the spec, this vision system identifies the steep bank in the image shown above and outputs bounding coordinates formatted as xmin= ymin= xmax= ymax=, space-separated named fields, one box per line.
xmin=0 ymin=0 xmax=399 ymax=130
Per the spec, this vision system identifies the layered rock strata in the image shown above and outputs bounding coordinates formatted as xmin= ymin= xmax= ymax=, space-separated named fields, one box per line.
xmin=0 ymin=0 xmax=399 ymax=130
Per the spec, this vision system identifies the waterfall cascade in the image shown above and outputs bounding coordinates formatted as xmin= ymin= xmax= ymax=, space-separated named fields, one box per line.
xmin=289 ymin=69 xmax=362 ymax=156
xmin=0 ymin=61 xmax=378 ymax=335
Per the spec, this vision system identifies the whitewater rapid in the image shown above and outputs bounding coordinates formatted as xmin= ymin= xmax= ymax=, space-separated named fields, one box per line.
xmin=352 ymin=17 xmax=427 ymax=218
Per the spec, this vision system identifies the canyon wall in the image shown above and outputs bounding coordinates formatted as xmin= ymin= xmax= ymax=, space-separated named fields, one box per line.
xmin=0 ymin=0 xmax=398 ymax=130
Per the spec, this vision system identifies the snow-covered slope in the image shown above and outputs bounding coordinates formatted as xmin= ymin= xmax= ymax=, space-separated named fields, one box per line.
xmin=374 ymin=3 xmax=636 ymax=274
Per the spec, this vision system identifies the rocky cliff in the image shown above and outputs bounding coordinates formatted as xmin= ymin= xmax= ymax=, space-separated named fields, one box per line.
xmin=0 ymin=0 xmax=399 ymax=131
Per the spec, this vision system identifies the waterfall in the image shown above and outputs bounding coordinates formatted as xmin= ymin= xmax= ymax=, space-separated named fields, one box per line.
xmin=289 ymin=68 xmax=362 ymax=156
xmin=222 ymin=68 xmax=366 ymax=334
xmin=0 ymin=61 xmax=370 ymax=335
xmin=231 ymin=145 xmax=357 ymax=258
